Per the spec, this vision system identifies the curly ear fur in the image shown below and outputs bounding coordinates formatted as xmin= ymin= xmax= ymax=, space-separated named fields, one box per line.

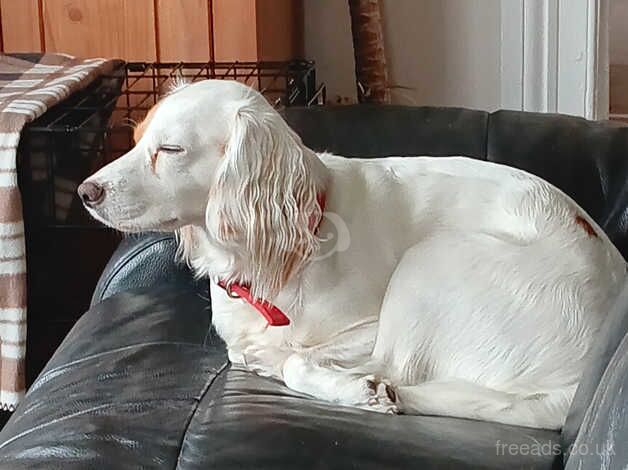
xmin=205 ymin=97 xmax=324 ymax=301
xmin=176 ymin=225 xmax=201 ymax=270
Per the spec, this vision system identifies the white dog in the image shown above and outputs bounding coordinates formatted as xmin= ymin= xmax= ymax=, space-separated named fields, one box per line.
xmin=79 ymin=80 xmax=627 ymax=430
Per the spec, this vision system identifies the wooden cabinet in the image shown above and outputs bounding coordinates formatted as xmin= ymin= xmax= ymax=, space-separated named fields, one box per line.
xmin=0 ymin=0 xmax=302 ymax=61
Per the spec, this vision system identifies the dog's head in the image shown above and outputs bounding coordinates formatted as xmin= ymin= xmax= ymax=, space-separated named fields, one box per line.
xmin=79 ymin=79 xmax=326 ymax=299
xmin=80 ymin=80 xmax=249 ymax=231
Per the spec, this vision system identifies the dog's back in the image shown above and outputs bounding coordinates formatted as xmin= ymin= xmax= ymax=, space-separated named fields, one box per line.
xmin=321 ymin=154 xmax=626 ymax=428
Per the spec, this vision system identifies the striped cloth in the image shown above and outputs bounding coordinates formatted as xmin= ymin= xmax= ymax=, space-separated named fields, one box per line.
xmin=0 ymin=53 xmax=118 ymax=411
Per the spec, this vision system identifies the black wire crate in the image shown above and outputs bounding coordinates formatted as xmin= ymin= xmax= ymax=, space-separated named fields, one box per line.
xmin=17 ymin=60 xmax=325 ymax=230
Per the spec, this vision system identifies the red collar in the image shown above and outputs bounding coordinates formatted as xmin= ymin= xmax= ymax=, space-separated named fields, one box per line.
xmin=216 ymin=193 xmax=326 ymax=327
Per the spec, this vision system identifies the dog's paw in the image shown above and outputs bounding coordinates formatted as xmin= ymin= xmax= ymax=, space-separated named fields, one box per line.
xmin=358 ymin=375 xmax=399 ymax=414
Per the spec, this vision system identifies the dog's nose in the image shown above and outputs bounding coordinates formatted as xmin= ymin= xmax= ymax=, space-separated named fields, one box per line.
xmin=77 ymin=181 xmax=105 ymax=207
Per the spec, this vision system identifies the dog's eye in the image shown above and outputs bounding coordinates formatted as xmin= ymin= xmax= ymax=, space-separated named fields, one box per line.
xmin=158 ymin=144 xmax=185 ymax=154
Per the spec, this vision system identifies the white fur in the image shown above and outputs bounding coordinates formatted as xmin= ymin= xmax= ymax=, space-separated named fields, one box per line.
xmin=81 ymin=80 xmax=627 ymax=429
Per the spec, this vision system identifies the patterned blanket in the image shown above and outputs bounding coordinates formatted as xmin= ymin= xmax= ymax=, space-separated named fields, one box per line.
xmin=0 ymin=53 xmax=119 ymax=411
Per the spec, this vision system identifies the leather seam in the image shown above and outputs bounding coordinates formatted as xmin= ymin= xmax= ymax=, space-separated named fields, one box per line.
xmin=174 ymin=359 xmax=229 ymax=469
xmin=96 ymin=235 xmax=174 ymax=303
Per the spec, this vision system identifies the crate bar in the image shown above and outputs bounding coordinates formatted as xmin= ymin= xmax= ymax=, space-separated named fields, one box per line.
xmin=28 ymin=61 xmax=320 ymax=135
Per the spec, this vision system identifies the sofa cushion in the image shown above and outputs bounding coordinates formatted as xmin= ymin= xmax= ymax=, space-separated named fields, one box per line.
xmin=0 ymin=284 xmax=561 ymax=469
xmin=179 ymin=365 xmax=561 ymax=470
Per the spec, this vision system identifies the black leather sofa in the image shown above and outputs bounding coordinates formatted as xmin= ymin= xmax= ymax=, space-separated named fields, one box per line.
xmin=0 ymin=106 xmax=626 ymax=469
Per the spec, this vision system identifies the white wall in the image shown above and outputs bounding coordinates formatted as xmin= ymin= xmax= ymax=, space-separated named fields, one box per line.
xmin=382 ymin=0 xmax=502 ymax=109
xmin=304 ymin=0 xmax=502 ymax=110
xmin=303 ymin=0 xmax=357 ymax=104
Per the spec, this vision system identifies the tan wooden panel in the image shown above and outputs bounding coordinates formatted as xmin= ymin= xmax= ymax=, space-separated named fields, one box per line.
xmin=610 ymin=64 xmax=628 ymax=115
xmin=610 ymin=117 xmax=628 ymax=125
xmin=1 ymin=0 xmax=42 ymax=52
xmin=42 ymin=0 xmax=156 ymax=60
xmin=256 ymin=0 xmax=302 ymax=61
xmin=157 ymin=0 xmax=211 ymax=62
xmin=213 ymin=0 xmax=257 ymax=61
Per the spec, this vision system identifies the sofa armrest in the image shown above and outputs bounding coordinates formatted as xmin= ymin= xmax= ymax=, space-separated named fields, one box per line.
xmin=565 ymin=329 xmax=628 ymax=469
xmin=563 ymin=280 xmax=628 ymax=469
xmin=0 ymin=284 xmax=227 ymax=469
xmin=91 ymin=233 xmax=206 ymax=307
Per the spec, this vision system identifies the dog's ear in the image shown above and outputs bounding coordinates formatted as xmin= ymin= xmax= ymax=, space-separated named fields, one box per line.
xmin=206 ymin=98 xmax=322 ymax=300
xmin=175 ymin=225 xmax=198 ymax=266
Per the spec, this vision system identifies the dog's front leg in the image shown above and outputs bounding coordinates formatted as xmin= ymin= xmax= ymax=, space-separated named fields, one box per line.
xmin=231 ymin=343 xmax=293 ymax=380
xmin=281 ymin=354 xmax=398 ymax=414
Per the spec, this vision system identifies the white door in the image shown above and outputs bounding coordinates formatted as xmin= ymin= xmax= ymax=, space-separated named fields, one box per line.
xmin=501 ymin=0 xmax=609 ymax=119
